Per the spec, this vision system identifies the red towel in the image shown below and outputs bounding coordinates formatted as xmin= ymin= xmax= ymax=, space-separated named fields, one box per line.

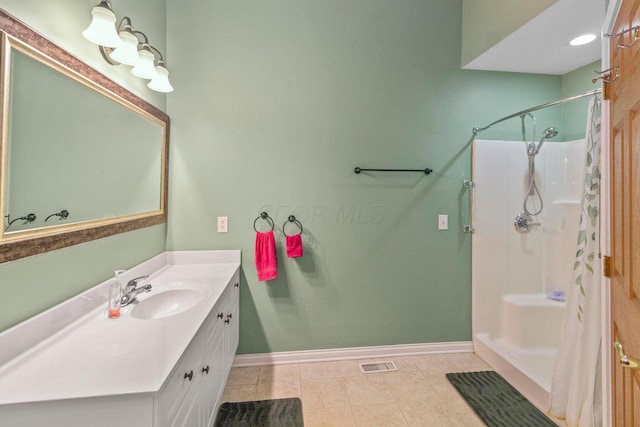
xmin=286 ymin=234 xmax=303 ymax=258
xmin=255 ymin=230 xmax=277 ymax=281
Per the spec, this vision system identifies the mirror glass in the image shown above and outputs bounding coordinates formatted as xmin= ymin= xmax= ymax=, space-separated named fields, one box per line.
xmin=5 ymin=48 xmax=163 ymax=233
xmin=0 ymin=10 xmax=169 ymax=263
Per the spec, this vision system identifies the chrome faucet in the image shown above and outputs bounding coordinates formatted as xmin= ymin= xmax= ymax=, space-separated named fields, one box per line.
xmin=120 ymin=275 xmax=152 ymax=306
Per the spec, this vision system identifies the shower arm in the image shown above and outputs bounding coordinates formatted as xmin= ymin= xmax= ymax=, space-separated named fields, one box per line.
xmin=472 ymin=89 xmax=602 ymax=136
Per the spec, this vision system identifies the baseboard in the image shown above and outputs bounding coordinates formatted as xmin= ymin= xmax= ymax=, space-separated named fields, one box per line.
xmin=232 ymin=341 xmax=473 ymax=367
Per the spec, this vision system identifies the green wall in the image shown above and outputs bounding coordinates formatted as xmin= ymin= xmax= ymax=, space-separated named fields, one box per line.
xmin=166 ymin=0 xmax=564 ymax=354
xmin=0 ymin=0 xmax=168 ymax=332
xmin=561 ymin=60 xmax=602 ymax=141
xmin=0 ymin=0 xmax=598 ymax=352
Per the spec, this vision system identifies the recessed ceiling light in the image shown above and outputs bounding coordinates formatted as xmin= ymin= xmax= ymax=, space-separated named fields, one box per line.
xmin=570 ymin=34 xmax=597 ymax=46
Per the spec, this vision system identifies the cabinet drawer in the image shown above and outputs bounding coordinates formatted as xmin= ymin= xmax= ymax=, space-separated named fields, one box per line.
xmin=157 ymin=336 xmax=203 ymax=426
xmin=202 ymin=299 xmax=225 ymax=352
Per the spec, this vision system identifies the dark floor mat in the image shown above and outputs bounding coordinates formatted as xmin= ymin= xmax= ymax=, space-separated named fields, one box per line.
xmin=214 ymin=398 xmax=304 ymax=427
xmin=446 ymin=371 xmax=557 ymax=427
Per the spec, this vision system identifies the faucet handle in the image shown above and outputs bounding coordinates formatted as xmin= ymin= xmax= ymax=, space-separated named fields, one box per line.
xmin=126 ymin=275 xmax=149 ymax=290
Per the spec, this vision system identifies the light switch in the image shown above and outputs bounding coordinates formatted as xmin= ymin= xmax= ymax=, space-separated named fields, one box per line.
xmin=217 ymin=216 xmax=228 ymax=233
xmin=438 ymin=214 xmax=448 ymax=230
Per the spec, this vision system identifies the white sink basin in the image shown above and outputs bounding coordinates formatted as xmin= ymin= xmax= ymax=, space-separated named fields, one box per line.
xmin=130 ymin=284 xmax=209 ymax=320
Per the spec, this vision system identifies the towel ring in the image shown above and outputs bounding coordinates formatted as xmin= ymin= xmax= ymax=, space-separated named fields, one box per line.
xmin=282 ymin=215 xmax=303 ymax=236
xmin=253 ymin=211 xmax=274 ymax=232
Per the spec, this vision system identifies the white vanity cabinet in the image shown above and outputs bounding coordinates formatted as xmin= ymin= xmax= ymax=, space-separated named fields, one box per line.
xmin=157 ymin=271 xmax=240 ymax=427
xmin=0 ymin=251 xmax=241 ymax=427
xmin=224 ymin=276 xmax=240 ymax=367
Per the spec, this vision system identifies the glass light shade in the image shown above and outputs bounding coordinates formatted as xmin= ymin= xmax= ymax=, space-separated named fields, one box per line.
xmin=148 ymin=64 xmax=174 ymax=93
xmin=131 ymin=46 xmax=157 ymax=79
xmin=108 ymin=31 xmax=140 ymax=66
xmin=82 ymin=5 xmax=121 ymax=48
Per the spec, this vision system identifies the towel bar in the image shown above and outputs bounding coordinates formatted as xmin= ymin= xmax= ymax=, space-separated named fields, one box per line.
xmin=354 ymin=167 xmax=433 ymax=175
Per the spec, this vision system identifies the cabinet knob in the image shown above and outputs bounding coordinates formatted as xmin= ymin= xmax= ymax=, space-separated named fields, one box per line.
xmin=234 ymin=282 xmax=239 ymax=288
xmin=202 ymin=365 xmax=210 ymax=374
xmin=227 ymin=313 xmax=233 ymax=319
xmin=184 ymin=370 xmax=193 ymax=381
xmin=224 ymin=318 xmax=230 ymax=324
xmin=217 ymin=313 xmax=223 ymax=319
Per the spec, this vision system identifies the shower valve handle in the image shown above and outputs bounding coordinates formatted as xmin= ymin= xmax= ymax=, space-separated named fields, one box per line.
xmin=514 ymin=213 xmax=540 ymax=233
xmin=614 ymin=342 xmax=640 ymax=370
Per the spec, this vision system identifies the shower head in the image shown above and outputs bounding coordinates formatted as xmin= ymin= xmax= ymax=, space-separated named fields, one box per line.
xmin=543 ymin=127 xmax=558 ymax=139
xmin=534 ymin=127 xmax=559 ymax=154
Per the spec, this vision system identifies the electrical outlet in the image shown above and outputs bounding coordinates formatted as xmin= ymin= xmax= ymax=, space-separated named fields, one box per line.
xmin=438 ymin=214 xmax=448 ymax=230
xmin=217 ymin=216 xmax=228 ymax=233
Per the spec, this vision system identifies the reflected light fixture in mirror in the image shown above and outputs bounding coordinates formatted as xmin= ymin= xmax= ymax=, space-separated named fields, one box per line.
xmin=82 ymin=0 xmax=174 ymax=92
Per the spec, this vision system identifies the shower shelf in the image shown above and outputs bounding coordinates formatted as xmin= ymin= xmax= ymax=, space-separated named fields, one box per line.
xmin=552 ymin=200 xmax=580 ymax=205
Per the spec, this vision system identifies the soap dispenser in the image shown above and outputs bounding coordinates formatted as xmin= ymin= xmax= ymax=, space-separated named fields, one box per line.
xmin=107 ymin=270 xmax=125 ymax=319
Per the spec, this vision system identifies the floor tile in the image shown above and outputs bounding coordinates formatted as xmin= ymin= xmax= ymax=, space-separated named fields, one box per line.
xmin=303 ymin=407 xmax=357 ymax=427
xmin=255 ymin=379 xmax=301 ymax=400
xmin=383 ymin=370 xmax=438 ymax=401
xmin=377 ymin=356 xmax=418 ymax=372
xmin=300 ymin=361 xmax=343 ymax=380
xmin=351 ymin=403 xmax=408 ymax=426
xmin=301 ymin=377 xmax=350 ymax=409
xmin=343 ymin=374 xmax=395 ymax=406
xmin=220 ymin=384 xmax=256 ymax=403
xmin=411 ymin=353 xmax=454 ymax=371
xmin=258 ymin=363 xmax=300 ymax=383
xmin=442 ymin=353 xmax=491 ymax=371
xmin=338 ymin=359 xmax=376 ymax=377
xmin=225 ymin=366 xmax=260 ymax=385
xmin=397 ymin=398 xmax=464 ymax=427
xmin=420 ymin=370 xmax=463 ymax=398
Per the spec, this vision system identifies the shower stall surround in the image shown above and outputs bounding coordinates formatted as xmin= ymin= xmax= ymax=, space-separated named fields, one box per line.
xmin=472 ymin=138 xmax=585 ymax=409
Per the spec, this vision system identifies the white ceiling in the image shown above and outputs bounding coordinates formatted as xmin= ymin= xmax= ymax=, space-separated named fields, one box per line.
xmin=463 ymin=0 xmax=606 ymax=75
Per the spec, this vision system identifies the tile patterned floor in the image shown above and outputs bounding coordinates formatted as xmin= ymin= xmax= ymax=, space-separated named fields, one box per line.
xmin=220 ymin=352 xmax=565 ymax=427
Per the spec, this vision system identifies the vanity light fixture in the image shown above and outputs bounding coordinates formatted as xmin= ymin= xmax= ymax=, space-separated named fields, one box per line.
xmin=82 ymin=1 xmax=174 ymax=92
xmin=81 ymin=1 xmax=120 ymax=48
xmin=570 ymin=34 xmax=597 ymax=46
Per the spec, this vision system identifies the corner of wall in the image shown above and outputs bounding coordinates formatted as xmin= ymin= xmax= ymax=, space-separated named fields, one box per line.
xmin=461 ymin=0 xmax=558 ymax=68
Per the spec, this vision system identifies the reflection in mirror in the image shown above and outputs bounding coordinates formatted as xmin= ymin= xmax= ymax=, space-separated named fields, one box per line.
xmin=0 ymin=9 xmax=169 ymax=263
xmin=5 ymin=47 xmax=163 ymax=233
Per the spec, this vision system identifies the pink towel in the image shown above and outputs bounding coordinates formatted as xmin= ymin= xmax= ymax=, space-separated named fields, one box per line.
xmin=286 ymin=234 xmax=303 ymax=258
xmin=255 ymin=230 xmax=277 ymax=281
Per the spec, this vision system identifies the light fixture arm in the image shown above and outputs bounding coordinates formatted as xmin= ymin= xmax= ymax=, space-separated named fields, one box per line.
xmin=99 ymin=16 xmax=139 ymax=65
xmin=131 ymin=30 xmax=149 ymax=45
xmin=147 ymin=45 xmax=165 ymax=65
xmin=100 ymin=21 xmax=159 ymax=66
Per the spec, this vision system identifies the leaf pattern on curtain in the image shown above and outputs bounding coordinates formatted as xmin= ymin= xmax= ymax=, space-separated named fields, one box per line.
xmin=573 ymin=98 xmax=601 ymax=322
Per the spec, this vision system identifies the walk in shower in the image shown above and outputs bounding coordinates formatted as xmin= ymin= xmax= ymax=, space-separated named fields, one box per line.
xmin=469 ymin=90 xmax=601 ymax=410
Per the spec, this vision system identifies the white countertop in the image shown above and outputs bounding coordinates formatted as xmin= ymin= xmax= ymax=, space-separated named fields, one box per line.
xmin=0 ymin=250 xmax=240 ymax=405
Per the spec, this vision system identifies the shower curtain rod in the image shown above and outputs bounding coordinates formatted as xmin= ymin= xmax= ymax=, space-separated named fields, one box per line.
xmin=472 ymin=88 xmax=602 ymax=135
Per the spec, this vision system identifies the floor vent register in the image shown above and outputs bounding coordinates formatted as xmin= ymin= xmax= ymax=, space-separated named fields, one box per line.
xmin=358 ymin=361 xmax=398 ymax=374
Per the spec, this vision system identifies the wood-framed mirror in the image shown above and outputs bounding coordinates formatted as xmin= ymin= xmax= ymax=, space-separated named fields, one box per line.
xmin=0 ymin=10 xmax=169 ymax=263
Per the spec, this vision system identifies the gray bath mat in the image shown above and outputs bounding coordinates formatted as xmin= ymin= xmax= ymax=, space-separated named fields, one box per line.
xmin=446 ymin=371 xmax=556 ymax=427
xmin=214 ymin=398 xmax=304 ymax=427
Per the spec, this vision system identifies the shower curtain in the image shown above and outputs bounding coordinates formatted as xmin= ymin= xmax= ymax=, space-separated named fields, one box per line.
xmin=549 ymin=97 xmax=602 ymax=426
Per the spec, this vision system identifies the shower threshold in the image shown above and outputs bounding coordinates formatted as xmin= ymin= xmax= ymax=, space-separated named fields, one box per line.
xmin=474 ymin=333 xmax=557 ymax=411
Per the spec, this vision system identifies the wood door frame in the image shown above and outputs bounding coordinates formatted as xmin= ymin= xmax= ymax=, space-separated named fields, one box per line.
xmin=603 ymin=1 xmax=623 ymax=426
